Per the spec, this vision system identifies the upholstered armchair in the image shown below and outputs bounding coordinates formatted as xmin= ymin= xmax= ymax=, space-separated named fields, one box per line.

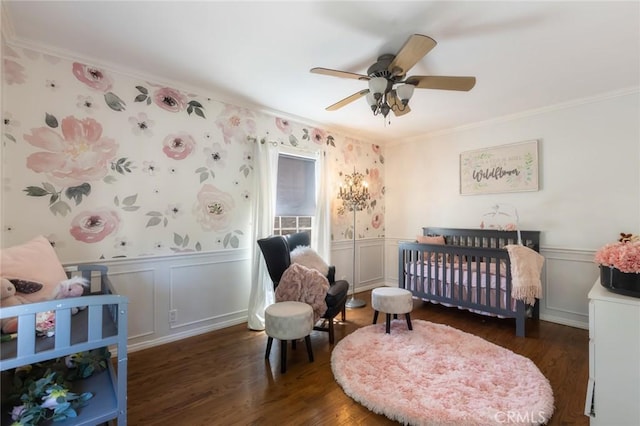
xmin=257 ymin=232 xmax=348 ymax=344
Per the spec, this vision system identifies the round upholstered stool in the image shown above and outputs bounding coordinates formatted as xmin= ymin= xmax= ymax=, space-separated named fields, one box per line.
xmin=371 ymin=287 xmax=414 ymax=334
xmin=265 ymin=301 xmax=314 ymax=373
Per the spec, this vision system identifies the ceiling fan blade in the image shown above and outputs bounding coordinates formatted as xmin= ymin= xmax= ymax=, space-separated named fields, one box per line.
xmin=310 ymin=67 xmax=369 ymax=81
xmin=326 ymin=89 xmax=370 ymax=111
xmin=406 ymin=76 xmax=476 ymax=91
xmin=388 ymin=34 xmax=437 ymax=76
xmin=387 ymin=90 xmax=411 ymax=116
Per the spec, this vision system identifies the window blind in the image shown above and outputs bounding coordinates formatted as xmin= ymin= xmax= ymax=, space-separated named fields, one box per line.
xmin=276 ymin=154 xmax=316 ymax=216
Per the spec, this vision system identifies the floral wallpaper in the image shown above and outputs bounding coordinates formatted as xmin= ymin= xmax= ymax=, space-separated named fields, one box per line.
xmin=1 ymin=40 xmax=385 ymax=263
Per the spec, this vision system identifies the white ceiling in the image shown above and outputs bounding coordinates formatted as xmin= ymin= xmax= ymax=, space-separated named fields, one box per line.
xmin=3 ymin=1 xmax=639 ymax=144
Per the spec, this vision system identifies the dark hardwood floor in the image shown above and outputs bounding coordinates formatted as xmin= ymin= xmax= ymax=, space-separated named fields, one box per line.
xmin=127 ymin=290 xmax=589 ymax=425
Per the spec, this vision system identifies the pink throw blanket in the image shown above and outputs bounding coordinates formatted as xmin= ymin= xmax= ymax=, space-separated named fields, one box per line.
xmin=505 ymin=244 xmax=545 ymax=304
xmin=276 ymin=263 xmax=329 ymax=322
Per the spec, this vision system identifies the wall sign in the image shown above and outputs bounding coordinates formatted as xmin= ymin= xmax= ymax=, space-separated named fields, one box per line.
xmin=460 ymin=140 xmax=539 ymax=195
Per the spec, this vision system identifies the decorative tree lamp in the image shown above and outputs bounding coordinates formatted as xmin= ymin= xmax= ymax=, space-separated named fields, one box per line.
xmin=338 ymin=169 xmax=370 ymax=309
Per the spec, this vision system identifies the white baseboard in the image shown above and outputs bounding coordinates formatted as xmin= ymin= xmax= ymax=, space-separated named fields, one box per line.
xmin=126 ymin=316 xmax=249 ymax=353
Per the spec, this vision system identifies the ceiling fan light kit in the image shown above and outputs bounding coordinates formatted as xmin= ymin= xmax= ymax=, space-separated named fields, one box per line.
xmin=311 ymin=34 xmax=476 ymax=122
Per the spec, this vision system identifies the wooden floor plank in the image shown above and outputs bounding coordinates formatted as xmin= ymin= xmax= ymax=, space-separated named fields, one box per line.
xmin=127 ymin=291 xmax=588 ymax=425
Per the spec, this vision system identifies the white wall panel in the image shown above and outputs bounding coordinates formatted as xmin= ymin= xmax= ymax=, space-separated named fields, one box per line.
xmin=540 ymin=247 xmax=597 ymax=329
xmin=108 ymin=269 xmax=155 ymax=340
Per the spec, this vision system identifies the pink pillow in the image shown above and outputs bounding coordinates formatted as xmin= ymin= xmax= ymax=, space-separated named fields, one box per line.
xmin=416 ymin=235 xmax=446 ymax=262
xmin=0 ymin=235 xmax=68 ymax=303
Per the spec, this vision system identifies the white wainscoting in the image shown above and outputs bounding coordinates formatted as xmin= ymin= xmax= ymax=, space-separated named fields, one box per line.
xmin=539 ymin=247 xmax=597 ymax=330
xmin=330 ymin=238 xmax=386 ymax=294
xmin=68 ymin=249 xmax=251 ymax=353
xmin=384 ymin=238 xmax=593 ymax=330
xmin=66 ymin=238 xmax=387 ymax=353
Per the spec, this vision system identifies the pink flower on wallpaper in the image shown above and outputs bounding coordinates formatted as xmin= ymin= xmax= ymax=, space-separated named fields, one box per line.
xmin=372 ymin=144 xmax=381 ymax=154
xmin=153 ymin=87 xmax=187 ymax=112
xmin=4 ymin=59 xmax=26 ymax=85
xmin=215 ymin=105 xmax=256 ymax=144
xmin=310 ymin=128 xmax=326 ymax=145
xmin=70 ymin=208 xmax=120 ymax=243
xmin=194 ymin=184 xmax=235 ymax=231
xmin=371 ymin=212 xmax=384 ymax=229
xmin=24 ymin=116 xmax=118 ymax=186
xmin=367 ymin=167 xmax=383 ymax=198
xmin=162 ymin=132 xmax=196 ymax=160
xmin=72 ymin=62 xmax=113 ymax=92
xmin=275 ymin=117 xmax=292 ymax=134
xmin=204 ymin=143 xmax=227 ymax=168
xmin=342 ymin=143 xmax=357 ymax=164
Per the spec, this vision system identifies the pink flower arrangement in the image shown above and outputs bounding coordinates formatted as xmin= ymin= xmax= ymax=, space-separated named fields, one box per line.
xmin=595 ymin=233 xmax=640 ymax=274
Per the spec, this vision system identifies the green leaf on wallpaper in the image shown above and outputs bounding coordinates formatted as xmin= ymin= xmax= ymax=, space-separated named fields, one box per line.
xmin=183 ymin=235 xmax=190 ymax=247
xmin=45 ymin=113 xmax=58 ymax=128
xmin=65 ymin=183 xmax=91 ymax=205
xmin=163 ymin=217 xmax=168 ymax=227
xmin=195 ymin=242 xmax=202 ymax=251
xmin=174 ymin=233 xmax=184 ymax=246
xmin=189 ymin=100 xmax=203 ymax=108
xmin=240 ymin=164 xmax=250 ymax=178
xmin=371 ymin=199 xmax=377 ymax=209
xmin=223 ymin=233 xmax=230 ymax=247
xmin=326 ymin=135 xmax=335 ymax=147
xmin=379 ymin=155 xmax=385 ymax=164
xmin=112 ymin=157 xmax=133 ymax=174
xmin=289 ymin=134 xmax=298 ymax=146
xmin=194 ymin=108 xmax=205 ymax=119
xmin=134 ymin=94 xmax=148 ymax=103
xmin=50 ymin=200 xmax=71 ymax=216
xmin=147 ymin=97 xmax=152 ymax=105
xmin=114 ymin=196 xmax=119 ymax=206
xmin=146 ymin=211 xmax=162 ymax=216
xmin=199 ymin=172 xmax=209 ymax=183
xmin=229 ymin=235 xmax=239 ymax=249
xmin=146 ymin=216 xmax=162 ymax=227
xmin=302 ymin=128 xmax=309 ymax=140
xmin=43 ymin=182 xmax=56 ymax=193
xmin=122 ymin=194 xmax=138 ymax=206
xmin=136 ymin=85 xmax=148 ymax=95
xmin=24 ymin=186 xmax=48 ymax=196
xmin=234 ymin=229 xmax=244 ymax=236
xmin=123 ymin=206 xmax=140 ymax=212
xmin=49 ymin=193 xmax=58 ymax=204
xmin=4 ymin=133 xmax=16 ymax=143
xmin=103 ymin=176 xmax=117 ymax=184
xmin=105 ymin=92 xmax=126 ymax=111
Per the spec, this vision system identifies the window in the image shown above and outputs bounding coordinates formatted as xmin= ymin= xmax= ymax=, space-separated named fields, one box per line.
xmin=274 ymin=154 xmax=315 ymax=236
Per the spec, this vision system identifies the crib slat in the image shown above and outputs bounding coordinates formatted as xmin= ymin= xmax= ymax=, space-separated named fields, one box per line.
xmin=55 ymin=308 xmax=72 ymax=349
xmin=88 ymin=305 xmax=103 ymax=341
xmin=16 ymin=313 xmax=36 ymax=358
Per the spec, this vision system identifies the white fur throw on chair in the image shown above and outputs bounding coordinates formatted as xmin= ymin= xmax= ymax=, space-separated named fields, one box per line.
xmin=290 ymin=246 xmax=329 ymax=277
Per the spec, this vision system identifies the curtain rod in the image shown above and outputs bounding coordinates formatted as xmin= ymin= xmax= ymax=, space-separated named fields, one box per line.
xmin=247 ymin=135 xmax=322 ymax=156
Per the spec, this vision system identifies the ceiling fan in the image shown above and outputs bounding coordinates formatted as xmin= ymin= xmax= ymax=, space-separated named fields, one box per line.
xmin=310 ymin=34 xmax=476 ymax=118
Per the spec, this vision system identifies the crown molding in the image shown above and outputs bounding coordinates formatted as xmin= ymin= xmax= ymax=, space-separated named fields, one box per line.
xmin=3 ymin=30 xmax=375 ymax=146
xmin=1 ymin=2 xmax=16 ymax=41
xmin=390 ymin=86 xmax=640 ymax=147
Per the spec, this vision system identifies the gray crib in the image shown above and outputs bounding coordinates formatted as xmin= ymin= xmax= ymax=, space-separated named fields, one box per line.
xmin=0 ymin=264 xmax=128 ymax=425
xmin=398 ymin=227 xmax=541 ymax=337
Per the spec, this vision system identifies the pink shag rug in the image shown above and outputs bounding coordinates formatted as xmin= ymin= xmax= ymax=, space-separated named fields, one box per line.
xmin=331 ymin=320 xmax=554 ymax=425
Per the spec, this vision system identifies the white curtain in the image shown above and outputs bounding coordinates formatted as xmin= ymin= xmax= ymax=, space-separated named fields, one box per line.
xmin=247 ymin=143 xmax=330 ymax=330
xmin=247 ymin=141 xmax=278 ymax=330
xmin=312 ymin=149 xmax=331 ymax=262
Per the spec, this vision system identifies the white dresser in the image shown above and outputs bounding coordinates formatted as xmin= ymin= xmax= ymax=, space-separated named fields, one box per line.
xmin=585 ymin=281 xmax=640 ymax=425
